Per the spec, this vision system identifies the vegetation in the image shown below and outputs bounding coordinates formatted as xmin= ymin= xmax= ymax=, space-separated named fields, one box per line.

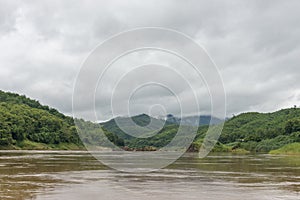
xmin=0 ymin=90 xmax=126 ymax=150
xmin=269 ymin=143 xmax=300 ymax=155
xmin=102 ymin=107 xmax=300 ymax=153
xmin=74 ymin=119 xmax=124 ymax=150
xmin=217 ymin=109 xmax=300 ymax=153
xmin=0 ymin=102 xmax=82 ymax=148
xmin=166 ymin=114 xmax=224 ymax=126
xmin=0 ymin=90 xmax=83 ymax=149
xmin=0 ymin=90 xmax=299 ymax=154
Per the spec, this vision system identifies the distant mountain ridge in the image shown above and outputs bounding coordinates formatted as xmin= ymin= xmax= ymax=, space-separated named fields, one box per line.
xmin=165 ymin=114 xmax=224 ymax=126
xmin=101 ymin=114 xmax=168 ymax=140
xmin=1 ymin=89 xmax=299 ymax=154
xmin=102 ymin=109 xmax=300 ymax=153
xmin=101 ymin=113 xmax=223 ymax=139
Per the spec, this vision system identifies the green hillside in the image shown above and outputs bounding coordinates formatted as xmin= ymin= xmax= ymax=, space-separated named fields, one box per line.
xmin=101 ymin=114 xmax=173 ymax=141
xmin=0 ymin=91 xmax=82 ymax=149
xmin=0 ymin=90 xmax=126 ymax=150
xmin=217 ymin=108 xmax=300 ymax=152
xmin=0 ymin=90 xmax=299 ymax=153
xmin=166 ymin=114 xmax=224 ymax=126
xmin=269 ymin=143 xmax=300 ymax=155
xmin=0 ymin=90 xmax=69 ymax=122
xmin=102 ymin=108 xmax=300 ymax=153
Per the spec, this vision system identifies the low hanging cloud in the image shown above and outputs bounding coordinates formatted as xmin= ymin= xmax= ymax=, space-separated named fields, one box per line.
xmin=0 ymin=0 xmax=299 ymax=120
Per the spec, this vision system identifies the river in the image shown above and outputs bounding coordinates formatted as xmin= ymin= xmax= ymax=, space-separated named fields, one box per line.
xmin=0 ymin=151 xmax=299 ymax=200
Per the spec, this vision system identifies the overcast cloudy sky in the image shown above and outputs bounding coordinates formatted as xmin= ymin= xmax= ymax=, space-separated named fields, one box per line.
xmin=0 ymin=0 xmax=299 ymax=120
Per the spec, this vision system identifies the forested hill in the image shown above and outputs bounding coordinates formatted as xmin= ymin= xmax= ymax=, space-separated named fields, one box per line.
xmin=0 ymin=90 xmax=299 ymax=153
xmin=0 ymin=90 xmax=125 ymax=150
xmin=215 ymin=108 xmax=300 ymax=152
xmin=101 ymin=107 xmax=300 ymax=153
xmin=0 ymin=90 xmax=83 ymax=149
xmin=0 ymin=90 xmax=67 ymax=121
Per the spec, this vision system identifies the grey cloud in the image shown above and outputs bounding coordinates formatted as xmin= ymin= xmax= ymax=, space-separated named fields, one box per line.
xmin=0 ymin=0 xmax=299 ymax=120
xmin=0 ymin=0 xmax=20 ymax=33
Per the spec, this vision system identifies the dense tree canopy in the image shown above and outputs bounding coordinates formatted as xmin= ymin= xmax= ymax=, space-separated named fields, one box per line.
xmin=103 ymin=108 xmax=300 ymax=152
xmin=0 ymin=90 xmax=125 ymax=149
xmin=0 ymin=90 xmax=299 ymax=152
xmin=0 ymin=102 xmax=81 ymax=147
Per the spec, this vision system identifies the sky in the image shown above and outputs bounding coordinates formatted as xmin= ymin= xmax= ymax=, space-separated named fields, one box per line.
xmin=0 ymin=0 xmax=299 ymax=120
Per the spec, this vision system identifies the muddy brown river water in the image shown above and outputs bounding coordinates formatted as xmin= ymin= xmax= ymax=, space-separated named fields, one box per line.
xmin=0 ymin=151 xmax=299 ymax=200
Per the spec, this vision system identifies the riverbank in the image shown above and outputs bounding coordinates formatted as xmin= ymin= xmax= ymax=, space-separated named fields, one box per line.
xmin=269 ymin=143 xmax=300 ymax=155
xmin=0 ymin=140 xmax=85 ymax=150
xmin=1 ymin=140 xmax=298 ymax=156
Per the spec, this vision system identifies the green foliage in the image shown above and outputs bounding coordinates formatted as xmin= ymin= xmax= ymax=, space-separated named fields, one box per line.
xmin=1 ymin=89 xmax=299 ymax=153
xmin=0 ymin=90 xmax=83 ymax=149
xmin=101 ymin=108 xmax=300 ymax=153
xmin=254 ymin=135 xmax=295 ymax=152
xmin=0 ymin=90 xmax=67 ymax=120
xmin=73 ymin=119 xmax=125 ymax=149
xmin=101 ymin=114 xmax=170 ymax=141
xmin=285 ymin=119 xmax=300 ymax=134
xmin=270 ymin=143 xmax=300 ymax=155
xmin=127 ymin=124 xmax=179 ymax=149
xmin=218 ymin=108 xmax=300 ymax=152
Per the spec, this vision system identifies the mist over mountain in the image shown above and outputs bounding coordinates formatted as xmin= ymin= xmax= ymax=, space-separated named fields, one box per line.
xmin=1 ymin=89 xmax=299 ymax=154
xmin=165 ymin=114 xmax=224 ymax=126
xmin=101 ymin=113 xmax=224 ymax=139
